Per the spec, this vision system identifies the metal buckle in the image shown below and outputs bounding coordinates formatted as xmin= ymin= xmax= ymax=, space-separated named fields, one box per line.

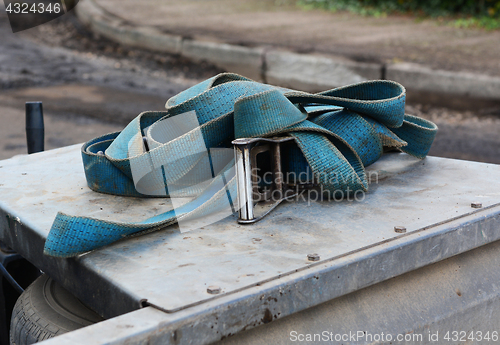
xmin=232 ymin=137 xmax=299 ymax=224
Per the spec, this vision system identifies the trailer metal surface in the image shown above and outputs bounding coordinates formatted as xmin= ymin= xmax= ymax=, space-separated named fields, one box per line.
xmin=0 ymin=145 xmax=499 ymax=344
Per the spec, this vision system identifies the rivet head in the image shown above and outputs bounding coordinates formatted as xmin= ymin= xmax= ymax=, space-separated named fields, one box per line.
xmin=307 ymin=253 xmax=320 ymax=262
xmin=394 ymin=226 xmax=406 ymax=233
xmin=207 ymin=286 xmax=221 ymax=294
xmin=96 ymin=151 xmax=104 ymax=156
xmin=471 ymin=202 xmax=482 ymax=209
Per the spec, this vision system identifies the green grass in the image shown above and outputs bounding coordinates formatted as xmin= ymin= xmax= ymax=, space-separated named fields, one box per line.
xmin=297 ymin=0 xmax=500 ymax=30
xmin=453 ymin=16 xmax=500 ymax=30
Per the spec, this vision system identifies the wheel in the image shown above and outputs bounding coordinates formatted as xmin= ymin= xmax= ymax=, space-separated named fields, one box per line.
xmin=10 ymin=274 xmax=103 ymax=345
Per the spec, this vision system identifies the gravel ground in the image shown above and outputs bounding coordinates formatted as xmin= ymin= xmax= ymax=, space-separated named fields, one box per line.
xmin=0 ymin=106 xmax=121 ymax=160
xmin=0 ymin=11 xmax=222 ymax=159
xmin=407 ymin=105 xmax=500 ymax=164
xmin=18 ymin=12 xmax=224 ymax=93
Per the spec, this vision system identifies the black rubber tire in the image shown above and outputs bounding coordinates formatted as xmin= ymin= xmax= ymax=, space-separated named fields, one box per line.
xmin=10 ymin=274 xmax=103 ymax=345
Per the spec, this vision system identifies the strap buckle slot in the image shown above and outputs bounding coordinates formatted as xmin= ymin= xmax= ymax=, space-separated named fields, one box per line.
xmin=232 ymin=137 xmax=302 ymax=224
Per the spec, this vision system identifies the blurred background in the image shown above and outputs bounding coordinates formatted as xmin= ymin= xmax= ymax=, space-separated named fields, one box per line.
xmin=0 ymin=0 xmax=499 ymax=163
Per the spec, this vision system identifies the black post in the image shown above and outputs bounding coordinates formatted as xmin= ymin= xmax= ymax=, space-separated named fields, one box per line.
xmin=25 ymin=102 xmax=45 ymax=154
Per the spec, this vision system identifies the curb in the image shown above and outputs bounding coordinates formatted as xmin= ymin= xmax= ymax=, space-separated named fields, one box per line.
xmin=386 ymin=63 xmax=500 ymax=100
xmin=265 ymin=50 xmax=381 ymax=93
xmin=76 ymin=0 xmax=182 ymax=54
xmin=76 ymin=0 xmax=500 ymax=99
xmin=182 ymin=40 xmax=265 ymax=82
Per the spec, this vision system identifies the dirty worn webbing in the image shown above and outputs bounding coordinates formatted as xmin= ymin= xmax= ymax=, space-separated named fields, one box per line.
xmin=43 ymin=73 xmax=437 ymax=257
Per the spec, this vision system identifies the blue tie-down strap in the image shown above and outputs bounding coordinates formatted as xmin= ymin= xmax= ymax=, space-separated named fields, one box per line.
xmin=43 ymin=73 xmax=437 ymax=258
